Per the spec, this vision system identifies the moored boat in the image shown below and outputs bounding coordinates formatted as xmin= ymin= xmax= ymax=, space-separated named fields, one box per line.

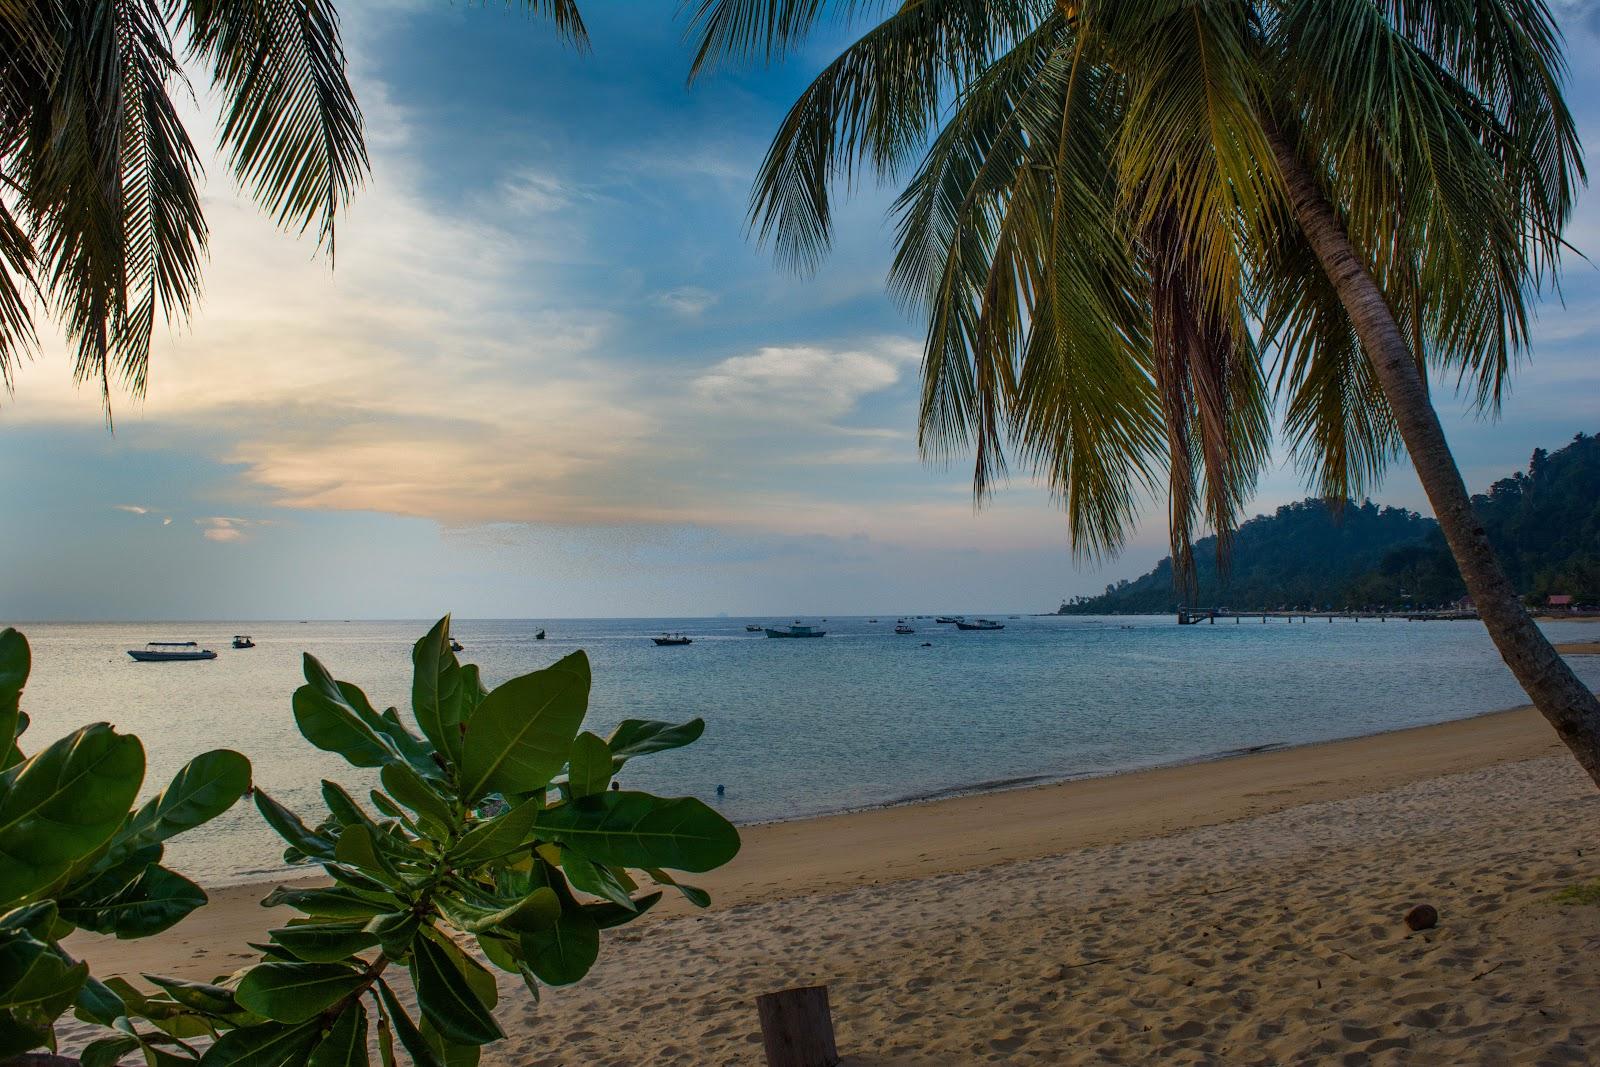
xmin=745 ymin=624 xmax=764 ymax=632
xmin=935 ymin=616 xmax=963 ymax=624
xmin=765 ymin=623 xmax=826 ymax=638
xmin=232 ymin=635 xmax=255 ymax=649
xmin=894 ymin=621 xmax=916 ymax=634
xmin=653 ymin=633 xmax=693 ymax=646
xmin=955 ymin=618 xmax=1005 ymax=631
xmin=535 ymin=629 xmax=546 ymax=640
xmin=128 ymin=641 xmax=218 ymax=662
xmin=450 ymin=638 xmax=464 ymax=652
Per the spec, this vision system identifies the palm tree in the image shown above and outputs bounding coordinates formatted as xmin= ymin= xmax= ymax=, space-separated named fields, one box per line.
xmin=686 ymin=0 xmax=1600 ymax=785
xmin=0 ymin=0 xmax=587 ymax=413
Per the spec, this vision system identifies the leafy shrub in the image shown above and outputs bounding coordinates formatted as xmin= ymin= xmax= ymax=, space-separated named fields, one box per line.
xmin=0 ymin=627 xmax=252 ymax=1059
xmin=3 ymin=617 xmax=740 ymax=1065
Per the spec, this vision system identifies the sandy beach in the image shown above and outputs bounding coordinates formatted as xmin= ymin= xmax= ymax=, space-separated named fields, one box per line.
xmin=66 ymin=704 xmax=1598 ymax=1064
xmin=1556 ymin=640 xmax=1600 ymax=655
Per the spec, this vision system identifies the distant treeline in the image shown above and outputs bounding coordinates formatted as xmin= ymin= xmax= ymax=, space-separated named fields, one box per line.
xmin=1060 ymin=431 xmax=1600 ymax=614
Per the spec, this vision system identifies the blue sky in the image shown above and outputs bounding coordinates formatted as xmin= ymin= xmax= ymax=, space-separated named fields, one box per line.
xmin=3 ymin=2 xmax=1599 ymax=620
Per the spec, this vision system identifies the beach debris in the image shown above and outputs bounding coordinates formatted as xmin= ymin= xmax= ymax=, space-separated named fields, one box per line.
xmin=1404 ymin=904 xmax=1439 ymax=931
xmin=756 ymin=985 xmax=840 ymax=1067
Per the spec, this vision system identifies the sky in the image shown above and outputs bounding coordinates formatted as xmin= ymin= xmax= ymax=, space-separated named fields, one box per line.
xmin=3 ymin=2 xmax=1600 ymax=621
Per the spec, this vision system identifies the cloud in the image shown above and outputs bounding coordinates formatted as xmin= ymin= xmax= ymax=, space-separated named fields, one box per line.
xmin=113 ymin=504 xmax=151 ymax=515
xmin=691 ymin=339 xmax=920 ymax=423
xmin=651 ymin=286 xmax=718 ymax=317
xmin=196 ymin=517 xmax=270 ymax=543
xmin=162 ymin=517 xmax=172 ymax=526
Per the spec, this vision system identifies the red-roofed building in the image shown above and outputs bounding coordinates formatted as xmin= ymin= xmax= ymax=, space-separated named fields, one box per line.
xmin=1548 ymin=594 xmax=1574 ymax=609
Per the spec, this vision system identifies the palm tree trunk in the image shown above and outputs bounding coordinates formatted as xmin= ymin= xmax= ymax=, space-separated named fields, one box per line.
xmin=1265 ymin=123 xmax=1600 ymax=789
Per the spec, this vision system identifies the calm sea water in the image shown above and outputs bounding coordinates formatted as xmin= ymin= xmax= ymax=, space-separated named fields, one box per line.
xmin=14 ymin=615 xmax=1600 ymax=886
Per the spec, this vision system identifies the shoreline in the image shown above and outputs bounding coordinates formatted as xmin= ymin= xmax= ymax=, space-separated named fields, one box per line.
xmin=67 ymin=699 xmax=1572 ymax=983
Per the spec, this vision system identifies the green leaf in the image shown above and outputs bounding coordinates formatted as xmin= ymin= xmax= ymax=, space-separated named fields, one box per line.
xmin=261 ymin=885 xmax=389 ymax=921
xmin=59 ymin=863 xmax=207 ymax=938
xmin=295 ymin=657 xmax=396 ymax=769
xmin=645 ymin=867 xmax=712 ymax=909
xmin=73 ymin=973 xmax=127 ymax=1026
xmin=444 ymin=886 xmax=559 ymax=934
xmin=254 ymin=791 xmax=335 ymax=862
xmin=582 ymin=890 xmax=663 ymax=929
xmin=533 ymin=791 xmax=740 ymax=873
xmin=235 ymin=963 xmax=366 ymax=1024
xmin=560 ymin=851 xmax=637 ymax=910
xmin=144 ymin=974 xmax=242 ymax=1017
xmin=0 ymin=723 xmax=145 ymax=909
xmin=379 ymin=763 xmax=453 ymax=831
xmin=411 ymin=617 xmax=464 ymax=765
xmin=376 ymin=979 xmax=442 ymax=1067
xmin=566 ymin=732 xmax=612 ymax=797
xmin=82 ymin=1035 xmax=141 ymax=1067
xmin=519 ymin=909 xmax=598 ymax=987
xmin=410 ymin=934 xmax=501 ymax=1045
xmin=367 ymin=911 xmax=421 ymax=957
xmin=107 ymin=750 xmax=251 ymax=866
xmin=448 ymin=801 xmax=540 ymax=867
xmin=420 ymin=1016 xmax=481 ymax=1067
xmin=604 ymin=718 xmax=706 ymax=762
xmin=459 ymin=651 xmax=590 ymax=801
xmin=333 ymin=825 xmax=404 ymax=887
xmin=0 ymin=928 xmax=87 ymax=1019
xmin=268 ymin=921 xmax=379 ymax=963
xmin=199 ymin=1018 xmax=324 ymax=1066
xmin=0 ymin=629 xmax=28 ymax=768
xmin=308 ymin=1001 xmax=368 ymax=1067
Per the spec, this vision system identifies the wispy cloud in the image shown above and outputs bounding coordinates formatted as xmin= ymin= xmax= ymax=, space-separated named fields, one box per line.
xmin=691 ymin=340 xmax=919 ymax=424
xmin=196 ymin=516 xmax=270 ymax=543
xmin=113 ymin=504 xmax=151 ymax=515
xmin=651 ymin=286 xmax=718 ymax=317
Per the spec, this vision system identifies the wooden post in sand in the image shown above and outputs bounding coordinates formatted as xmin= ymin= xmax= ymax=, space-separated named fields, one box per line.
xmin=757 ymin=985 xmax=840 ymax=1067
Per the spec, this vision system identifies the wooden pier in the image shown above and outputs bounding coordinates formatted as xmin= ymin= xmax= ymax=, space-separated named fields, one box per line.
xmin=1176 ymin=608 xmax=1479 ymax=625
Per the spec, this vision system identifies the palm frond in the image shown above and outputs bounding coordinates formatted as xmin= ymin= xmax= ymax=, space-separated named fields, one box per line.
xmin=683 ymin=0 xmax=880 ymax=79
xmin=0 ymin=199 xmax=38 ymax=393
xmin=180 ymin=0 xmax=367 ymax=254
xmin=748 ymin=0 xmax=1051 ymax=271
xmin=508 ymin=0 xmax=590 ymax=49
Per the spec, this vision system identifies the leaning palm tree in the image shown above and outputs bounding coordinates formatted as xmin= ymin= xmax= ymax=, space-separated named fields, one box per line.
xmin=687 ymin=0 xmax=1600 ymax=785
xmin=0 ymin=0 xmax=586 ymax=411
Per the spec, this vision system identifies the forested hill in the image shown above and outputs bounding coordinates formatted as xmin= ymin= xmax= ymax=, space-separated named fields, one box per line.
xmin=1060 ymin=431 xmax=1600 ymax=614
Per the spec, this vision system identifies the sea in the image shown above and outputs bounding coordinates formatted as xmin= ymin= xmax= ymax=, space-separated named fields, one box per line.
xmin=15 ymin=615 xmax=1600 ymax=887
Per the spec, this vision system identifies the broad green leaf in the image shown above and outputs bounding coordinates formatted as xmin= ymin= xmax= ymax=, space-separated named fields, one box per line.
xmin=73 ymin=973 xmax=127 ymax=1026
xmin=0 ymin=900 xmax=58 ymax=939
xmin=376 ymin=979 xmax=443 ymax=1067
xmin=379 ymin=762 xmax=453 ymax=831
xmin=0 ymin=1008 xmax=50 ymax=1058
xmin=268 ymin=921 xmax=379 ymax=963
xmin=459 ymin=652 xmax=590 ymax=801
xmin=81 ymin=1035 xmax=141 ymax=1067
xmin=376 ymin=1008 xmax=398 ymax=1067
xmin=199 ymin=1018 xmax=324 ymax=1066
xmin=410 ymin=935 xmax=501 ymax=1046
xmin=533 ymin=791 xmax=740 ymax=873
xmin=0 ymin=929 xmax=86 ymax=1018
xmin=0 ymin=723 xmax=145 ymax=909
xmin=456 ymin=664 xmax=489 ymax=723
xmin=519 ymin=909 xmax=598 ymax=987
xmin=295 ymin=657 xmax=395 ymax=769
xmin=442 ymin=886 xmax=559 ymax=934
xmin=560 ymin=851 xmax=636 ymax=910
xmin=235 ymin=963 xmax=366 ymax=1024
xmin=475 ymin=932 xmax=521 ymax=973
xmin=411 ymin=617 xmax=464 ymax=765
xmin=59 ymin=863 xmax=207 ymax=938
xmin=254 ymin=791 xmax=335 ymax=862
xmin=421 ymin=1016 xmax=482 ymax=1067
xmin=367 ymin=910 xmax=421 ymax=957
xmin=0 ymin=629 xmax=27 ymax=766
xmin=308 ymin=1001 xmax=368 ymax=1067
xmin=425 ymin=930 xmax=497 ymax=1010
xmin=566 ymin=732 xmax=611 ymax=797
xmin=604 ymin=718 xmax=706 ymax=762
xmin=144 ymin=974 xmax=242 ymax=1016
xmin=447 ymin=801 xmax=540 ymax=867
xmin=582 ymin=890 xmax=663 ymax=929
xmin=645 ymin=867 xmax=712 ymax=908
xmin=261 ymin=885 xmax=389 ymax=921
xmin=107 ymin=750 xmax=251 ymax=866
xmin=334 ymin=825 xmax=404 ymax=887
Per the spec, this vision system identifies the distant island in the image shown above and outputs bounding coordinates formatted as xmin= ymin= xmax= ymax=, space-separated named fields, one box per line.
xmin=1060 ymin=431 xmax=1600 ymax=615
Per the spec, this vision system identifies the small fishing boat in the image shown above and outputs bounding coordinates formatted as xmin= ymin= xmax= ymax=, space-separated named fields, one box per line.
xmin=935 ymin=616 xmax=964 ymax=624
xmin=745 ymin=624 xmax=764 ymax=632
xmin=535 ymin=629 xmax=546 ymax=640
xmin=765 ymin=623 xmax=826 ymax=639
xmin=232 ymin=635 xmax=255 ymax=649
xmin=128 ymin=641 xmax=218 ymax=662
xmin=956 ymin=618 xmax=1005 ymax=631
xmin=894 ymin=621 xmax=916 ymax=634
xmin=653 ymin=633 xmax=693 ymax=646
xmin=450 ymin=638 xmax=464 ymax=652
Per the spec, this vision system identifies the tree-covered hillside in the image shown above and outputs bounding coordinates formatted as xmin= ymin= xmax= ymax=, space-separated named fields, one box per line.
xmin=1060 ymin=432 xmax=1600 ymax=614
